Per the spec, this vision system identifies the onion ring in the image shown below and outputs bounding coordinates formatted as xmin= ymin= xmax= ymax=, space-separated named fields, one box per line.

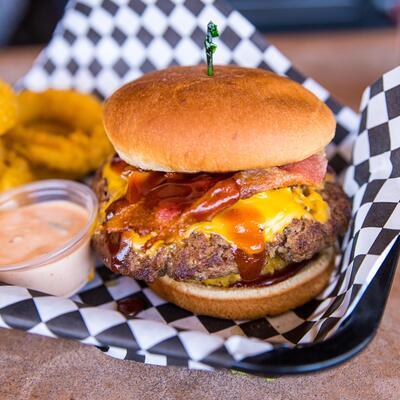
xmin=8 ymin=90 xmax=113 ymax=178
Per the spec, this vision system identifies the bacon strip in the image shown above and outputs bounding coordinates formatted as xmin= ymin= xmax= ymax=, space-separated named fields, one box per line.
xmin=234 ymin=153 xmax=327 ymax=199
xmin=281 ymin=153 xmax=328 ymax=185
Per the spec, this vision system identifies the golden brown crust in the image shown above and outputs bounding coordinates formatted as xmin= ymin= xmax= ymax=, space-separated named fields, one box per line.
xmin=149 ymin=247 xmax=335 ymax=319
xmin=103 ymin=65 xmax=336 ymax=172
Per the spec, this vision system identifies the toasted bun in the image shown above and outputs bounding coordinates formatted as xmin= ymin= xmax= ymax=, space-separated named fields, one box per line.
xmin=104 ymin=65 xmax=335 ymax=172
xmin=149 ymin=247 xmax=335 ymax=319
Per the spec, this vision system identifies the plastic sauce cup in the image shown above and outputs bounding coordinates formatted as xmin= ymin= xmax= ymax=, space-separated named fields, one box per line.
xmin=0 ymin=180 xmax=98 ymax=297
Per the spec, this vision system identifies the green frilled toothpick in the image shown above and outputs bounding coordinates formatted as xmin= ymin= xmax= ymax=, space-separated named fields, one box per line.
xmin=204 ymin=21 xmax=219 ymax=76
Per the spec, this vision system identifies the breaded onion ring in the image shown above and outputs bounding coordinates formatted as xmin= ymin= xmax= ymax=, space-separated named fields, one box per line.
xmin=8 ymin=90 xmax=113 ymax=178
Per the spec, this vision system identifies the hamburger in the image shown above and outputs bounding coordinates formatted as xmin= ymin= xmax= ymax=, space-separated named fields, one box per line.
xmin=93 ymin=65 xmax=351 ymax=320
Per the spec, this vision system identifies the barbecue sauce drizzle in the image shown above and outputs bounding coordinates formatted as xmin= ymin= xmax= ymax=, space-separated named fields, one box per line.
xmin=230 ymin=257 xmax=311 ymax=288
xmin=105 ymin=156 xmax=284 ymax=283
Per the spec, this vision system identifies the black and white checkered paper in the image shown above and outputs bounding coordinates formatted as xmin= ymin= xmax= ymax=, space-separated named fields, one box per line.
xmin=1 ymin=0 xmax=399 ymax=372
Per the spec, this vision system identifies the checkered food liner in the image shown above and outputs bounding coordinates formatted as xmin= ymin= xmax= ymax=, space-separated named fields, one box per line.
xmin=1 ymin=0 xmax=399 ymax=371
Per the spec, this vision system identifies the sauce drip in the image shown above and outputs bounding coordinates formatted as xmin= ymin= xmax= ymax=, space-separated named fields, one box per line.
xmin=231 ymin=258 xmax=311 ymax=288
xmin=106 ymin=232 xmax=132 ymax=272
xmin=117 ymin=297 xmax=146 ymax=317
xmin=234 ymin=250 xmax=266 ymax=281
xmin=182 ymin=178 xmax=240 ymax=222
xmin=218 ymin=205 xmax=266 ymax=281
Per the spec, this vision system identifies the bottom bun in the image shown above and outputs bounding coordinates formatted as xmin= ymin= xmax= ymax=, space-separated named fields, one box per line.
xmin=149 ymin=247 xmax=335 ymax=320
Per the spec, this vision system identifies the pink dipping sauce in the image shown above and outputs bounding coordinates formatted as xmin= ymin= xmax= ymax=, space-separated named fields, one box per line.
xmin=0 ymin=201 xmax=89 ymax=265
xmin=0 ymin=180 xmax=97 ymax=297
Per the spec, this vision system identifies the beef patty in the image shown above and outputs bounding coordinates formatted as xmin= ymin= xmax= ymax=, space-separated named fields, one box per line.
xmin=93 ymin=176 xmax=351 ymax=283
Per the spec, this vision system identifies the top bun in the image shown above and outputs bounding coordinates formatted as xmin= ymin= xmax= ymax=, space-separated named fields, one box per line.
xmin=103 ymin=65 xmax=335 ymax=172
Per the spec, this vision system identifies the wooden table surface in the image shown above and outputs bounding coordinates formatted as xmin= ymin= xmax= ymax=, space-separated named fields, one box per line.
xmin=0 ymin=29 xmax=399 ymax=400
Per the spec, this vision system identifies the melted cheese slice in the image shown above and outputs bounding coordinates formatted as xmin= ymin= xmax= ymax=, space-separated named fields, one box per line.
xmin=187 ymin=187 xmax=329 ymax=249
